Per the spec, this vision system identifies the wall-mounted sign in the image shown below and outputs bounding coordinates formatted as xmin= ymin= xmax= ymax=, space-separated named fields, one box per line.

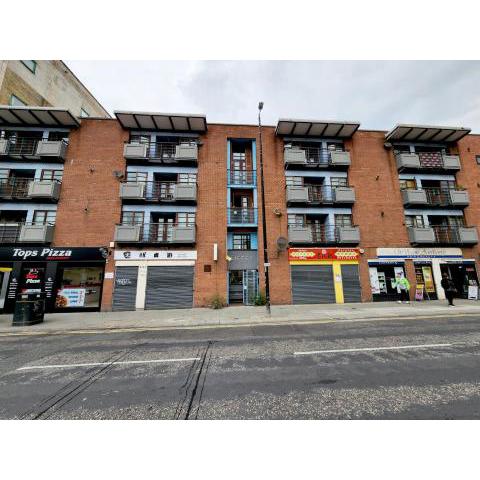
xmin=114 ymin=250 xmax=197 ymax=261
xmin=0 ymin=247 xmax=106 ymax=262
xmin=288 ymin=248 xmax=360 ymax=263
xmin=377 ymin=247 xmax=462 ymax=259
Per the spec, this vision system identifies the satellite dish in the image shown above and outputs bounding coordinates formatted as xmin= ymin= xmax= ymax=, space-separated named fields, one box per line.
xmin=276 ymin=236 xmax=288 ymax=251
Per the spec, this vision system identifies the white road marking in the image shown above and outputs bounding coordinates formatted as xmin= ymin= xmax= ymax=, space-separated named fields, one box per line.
xmin=294 ymin=343 xmax=453 ymax=356
xmin=17 ymin=357 xmax=201 ymax=371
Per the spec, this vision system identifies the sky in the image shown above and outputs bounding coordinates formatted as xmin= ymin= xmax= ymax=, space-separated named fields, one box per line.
xmin=67 ymin=61 xmax=480 ymax=132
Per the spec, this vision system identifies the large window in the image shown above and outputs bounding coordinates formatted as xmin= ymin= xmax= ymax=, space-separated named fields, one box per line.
xmin=405 ymin=215 xmax=425 ymax=228
xmin=177 ymin=213 xmax=195 ymax=225
xmin=41 ymin=169 xmax=63 ymax=182
xmin=122 ymin=211 xmax=144 ymax=225
xmin=55 ymin=266 xmax=104 ymax=309
xmin=21 ymin=60 xmax=37 ymax=73
xmin=285 ymin=176 xmax=303 ymax=187
xmin=335 ymin=214 xmax=353 ymax=227
xmin=178 ymin=173 xmax=196 ymax=184
xmin=126 ymin=171 xmax=147 ymax=182
xmin=232 ymin=233 xmax=251 ymax=250
xmin=33 ymin=210 xmax=56 ymax=225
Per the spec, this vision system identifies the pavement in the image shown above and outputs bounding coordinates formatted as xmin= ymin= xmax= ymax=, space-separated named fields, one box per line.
xmin=2 ymin=314 xmax=480 ymax=419
xmin=1 ymin=299 xmax=480 ymax=335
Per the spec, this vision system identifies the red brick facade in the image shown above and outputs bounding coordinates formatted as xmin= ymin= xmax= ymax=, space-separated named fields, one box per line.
xmin=45 ymin=118 xmax=480 ymax=310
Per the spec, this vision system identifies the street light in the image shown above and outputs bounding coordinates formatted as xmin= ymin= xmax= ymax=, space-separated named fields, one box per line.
xmin=258 ymin=101 xmax=271 ymax=314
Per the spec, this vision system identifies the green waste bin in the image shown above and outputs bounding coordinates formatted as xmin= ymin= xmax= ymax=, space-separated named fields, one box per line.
xmin=12 ymin=293 xmax=45 ymax=326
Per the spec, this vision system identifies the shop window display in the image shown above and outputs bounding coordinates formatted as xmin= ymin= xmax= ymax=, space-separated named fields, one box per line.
xmin=55 ymin=266 xmax=103 ymax=309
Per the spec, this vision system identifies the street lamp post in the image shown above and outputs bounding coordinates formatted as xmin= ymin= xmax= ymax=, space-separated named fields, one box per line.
xmin=258 ymin=101 xmax=271 ymax=314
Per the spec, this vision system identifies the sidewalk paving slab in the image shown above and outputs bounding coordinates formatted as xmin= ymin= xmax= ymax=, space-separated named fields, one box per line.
xmin=1 ymin=300 xmax=480 ymax=335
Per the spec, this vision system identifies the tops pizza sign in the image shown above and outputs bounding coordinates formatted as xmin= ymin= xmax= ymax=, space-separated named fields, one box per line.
xmin=288 ymin=247 xmax=360 ymax=262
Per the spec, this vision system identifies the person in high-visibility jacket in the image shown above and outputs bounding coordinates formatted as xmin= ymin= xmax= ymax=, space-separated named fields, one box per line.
xmin=393 ymin=276 xmax=411 ymax=304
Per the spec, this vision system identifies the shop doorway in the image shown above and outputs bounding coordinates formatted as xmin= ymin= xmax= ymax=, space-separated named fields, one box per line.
xmin=414 ymin=263 xmax=437 ymax=300
xmin=0 ymin=268 xmax=11 ymax=309
xmin=229 ymin=269 xmax=258 ymax=305
xmin=440 ymin=263 xmax=479 ymax=298
xmin=370 ymin=263 xmax=406 ymax=302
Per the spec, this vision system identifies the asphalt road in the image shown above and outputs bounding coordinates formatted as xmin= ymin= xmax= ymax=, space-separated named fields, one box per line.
xmin=2 ymin=315 xmax=480 ymax=419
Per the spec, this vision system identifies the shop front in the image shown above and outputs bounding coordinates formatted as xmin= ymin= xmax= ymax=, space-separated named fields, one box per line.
xmin=112 ymin=250 xmax=196 ymax=311
xmin=288 ymin=247 xmax=361 ymax=304
xmin=0 ymin=247 xmax=107 ymax=313
xmin=371 ymin=247 xmax=478 ymax=301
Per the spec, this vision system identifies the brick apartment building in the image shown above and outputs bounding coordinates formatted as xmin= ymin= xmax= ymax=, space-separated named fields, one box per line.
xmin=0 ymin=104 xmax=479 ymax=313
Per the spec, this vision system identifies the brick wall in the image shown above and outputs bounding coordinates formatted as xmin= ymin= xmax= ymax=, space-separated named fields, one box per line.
xmin=54 ymin=118 xmax=127 ymax=310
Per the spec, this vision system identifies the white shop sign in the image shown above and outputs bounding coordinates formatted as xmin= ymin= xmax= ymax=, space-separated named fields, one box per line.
xmin=114 ymin=250 xmax=197 ymax=261
xmin=376 ymin=247 xmax=462 ymax=259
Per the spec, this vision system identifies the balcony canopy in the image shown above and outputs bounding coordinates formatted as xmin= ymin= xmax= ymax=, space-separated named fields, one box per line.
xmin=0 ymin=106 xmax=79 ymax=128
xmin=386 ymin=124 xmax=471 ymax=143
xmin=115 ymin=111 xmax=207 ymax=132
xmin=276 ymin=119 xmax=360 ymax=138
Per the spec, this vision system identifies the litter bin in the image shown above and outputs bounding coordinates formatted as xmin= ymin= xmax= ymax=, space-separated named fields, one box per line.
xmin=12 ymin=293 xmax=45 ymax=326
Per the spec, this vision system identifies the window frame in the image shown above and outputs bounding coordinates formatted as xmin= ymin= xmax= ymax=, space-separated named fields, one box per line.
xmin=80 ymin=108 xmax=90 ymax=118
xmin=33 ymin=210 xmax=56 ymax=225
xmin=9 ymin=94 xmax=26 ymax=107
xmin=40 ymin=169 xmax=63 ymax=182
xmin=21 ymin=60 xmax=37 ymax=74
xmin=232 ymin=233 xmax=252 ymax=250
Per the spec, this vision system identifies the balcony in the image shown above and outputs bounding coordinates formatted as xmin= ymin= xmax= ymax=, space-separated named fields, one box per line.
xmin=286 ymin=185 xmax=355 ymax=205
xmin=227 ymin=169 xmax=256 ymax=187
xmin=227 ymin=208 xmax=257 ymax=226
xmin=288 ymin=224 xmax=360 ymax=245
xmin=119 ymin=181 xmax=197 ymax=202
xmin=0 ymin=222 xmax=55 ymax=244
xmin=123 ymin=141 xmax=198 ymax=163
xmin=408 ymin=226 xmax=478 ymax=245
xmin=0 ymin=138 xmax=68 ymax=160
xmin=395 ymin=152 xmax=461 ymax=172
xmin=284 ymin=146 xmax=351 ymax=169
xmin=0 ymin=178 xmax=61 ymax=201
xmin=114 ymin=223 xmax=196 ymax=244
xmin=402 ymin=187 xmax=469 ymax=208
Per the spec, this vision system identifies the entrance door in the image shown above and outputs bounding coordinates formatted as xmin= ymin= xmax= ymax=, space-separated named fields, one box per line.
xmin=341 ymin=264 xmax=361 ymax=303
xmin=0 ymin=269 xmax=11 ymax=309
xmin=229 ymin=270 xmax=244 ymax=303
xmin=440 ymin=263 xmax=478 ymax=299
xmin=243 ymin=269 xmax=258 ymax=305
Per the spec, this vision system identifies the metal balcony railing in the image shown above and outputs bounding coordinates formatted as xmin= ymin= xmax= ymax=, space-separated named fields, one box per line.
xmin=284 ymin=146 xmax=350 ymax=167
xmin=228 ymin=208 xmax=257 ymax=224
xmin=227 ymin=169 xmax=256 ymax=186
xmin=118 ymin=222 xmax=196 ymax=243
xmin=288 ymin=224 xmax=340 ymax=242
xmin=432 ymin=226 xmax=468 ymax=244
xmin=423 ymin=188 xmax=461 ymax=206
xmin=0 ymin=222 xmax=55 ymax=244
xmin=395 ymin=152 xmax=460 ymax=170
xmin=124 ymin=141 xmax=198 ymax=162
xmin=0 ymin=137 xmax=68 ymax=157
xmin=120 ymin=180 xmax=197 ymax=201
xmin=0 ymin=178 xmax=61 ymax=199
xmin=288 ymin=223 xmax=360 ymax=244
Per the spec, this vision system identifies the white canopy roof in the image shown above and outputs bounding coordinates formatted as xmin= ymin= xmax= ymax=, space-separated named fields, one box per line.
xmin=276 ymin=118 xmax=360 ymax=138
xmin=385 ymin=124 xmax=471 ymax=143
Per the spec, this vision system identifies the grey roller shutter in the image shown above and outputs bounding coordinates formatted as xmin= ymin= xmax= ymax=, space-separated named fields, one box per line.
xmin=112 ymin=266 xmax=138 ymax=311
xmin=291 ymin=265 xmax=335 ymax=304
xmin=341 ymin=264 xmax=361 ymax=303
xmin=145 ymin=266 xmax=194 ymax=310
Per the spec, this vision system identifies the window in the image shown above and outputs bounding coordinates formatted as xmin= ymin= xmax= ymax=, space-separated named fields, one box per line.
xmin=48 ymin=131 xmax=69 ymax=142
xmin=177 ymin=213 xmax=195 ymax=225
xmin=80 ymin=108 xmax=90 ymax=118
xmin=288 ymin=214 xmax=305 ymax=226
xmin=476 ymin=155 xmax=480 ymax=165
xmin=21 ymin=60 xmax=37 ymax=73
xmin=405 ymin=215 xmax=424 ymax=228
xmin=9 ymin=94 xmax=26 ymax=107
xmin=399 ymin=179 xmax=417 ymax=190
xmin=0 ymin=169 xmax=9 ymax=180
xmin=232 ymin=233 xmax=251 ymax=250
xmin=178 ymin=173 xmax=197 ymax=184
xmin=285 ymin=176 xmax=303 ymax=187
xmin=126 ymin=171 xmax=147 ymax=182
xmin=122 ymin=211 xmax=144 ymax=225
xmin=41 ymin=170 xmax=63 ymax=182
xmin=330 ymin=177 xmax=348 ymax=188
xmin=33 ymin=210 xmax=56 ymax=225
xmin=335 ymin=214 xmax=353 ymax=227
xmin=55 ymin=266 xmax=104 ymax=309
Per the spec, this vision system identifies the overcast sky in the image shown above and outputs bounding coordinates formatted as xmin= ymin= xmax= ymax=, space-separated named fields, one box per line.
xmin=66 ymin=61 xmax=480 ymax=132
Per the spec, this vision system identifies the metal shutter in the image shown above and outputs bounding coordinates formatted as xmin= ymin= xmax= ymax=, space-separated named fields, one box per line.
xmin=341 ymin=264 xmax=361 ymax=303
xmin=291 ymin=265 xmax=335 ymax=304
xmin=145 ymin=266 xmax=194 ymax=310
xmin=112 ymin=266 xmax=138 ymax=311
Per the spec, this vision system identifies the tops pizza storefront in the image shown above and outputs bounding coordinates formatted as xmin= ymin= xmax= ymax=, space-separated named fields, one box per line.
xmin=288 ymin=247 xmax=362 ymax=304
xmin=0 ymin=246 xmax=107 ymax=313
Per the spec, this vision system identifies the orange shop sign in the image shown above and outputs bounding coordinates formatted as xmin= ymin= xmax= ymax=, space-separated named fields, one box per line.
xmin=288 ymin=247 xmax=360 ymax=262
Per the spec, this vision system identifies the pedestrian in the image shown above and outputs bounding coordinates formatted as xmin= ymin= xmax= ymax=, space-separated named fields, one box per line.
xmin=394 ymin=275 xmax=411 ymax=304
xmin=441 ymin=273 xmax=456 ymax=307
